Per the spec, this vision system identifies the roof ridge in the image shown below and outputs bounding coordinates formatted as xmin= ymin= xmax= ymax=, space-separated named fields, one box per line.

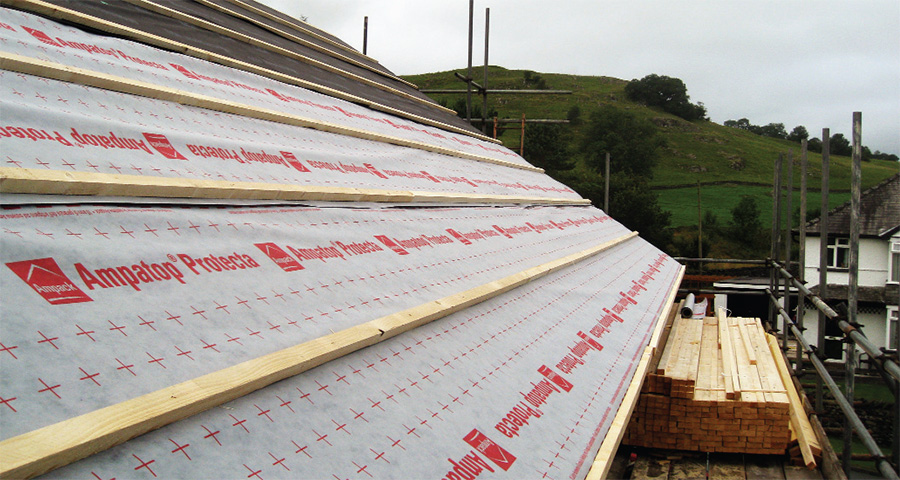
xmin=805 ymin=171 xmax=900 ymax=229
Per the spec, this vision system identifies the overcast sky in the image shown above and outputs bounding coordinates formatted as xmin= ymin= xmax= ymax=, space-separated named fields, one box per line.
xmin=261 ymin=1 xmax=899 ymax=155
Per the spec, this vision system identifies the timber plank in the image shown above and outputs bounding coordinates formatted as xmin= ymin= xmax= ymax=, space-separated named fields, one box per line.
xmin=766 ymin=334 xmax=819 ymax=468
xmin=657 ymin=314 xmax=681 ymax=376
xmin=0 ymin=232 xmax=640 ymax=479
xmin=649 ymin=300 xmax=681 ymax=374
xmin=737 ymin=319 xmax=758 ymax=365
xmin=0 ymin=168 xmax=588 ymax=205
xmin=731 ymin=317 xmax=761 ymax=404
xmin=717 ymin=308 xmax=739 ymax=400
xmin=5 ymin=0 xmax=497 ymax=144
xmin=0 ymin=53 xmax=525 ymax=171
xmin=584 ymin=266 xmax=686 ymax=480
xmin=123 ymin=0 xmax=430 ymax=106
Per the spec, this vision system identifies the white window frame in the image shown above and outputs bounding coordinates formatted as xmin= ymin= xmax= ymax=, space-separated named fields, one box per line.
xmin=826 ymin=237 xmax=850 ymax=269
xmin=889 ymin=241 xmax=900 ymax=284
xmin=888 ymin=307 xmax=899 ymax=351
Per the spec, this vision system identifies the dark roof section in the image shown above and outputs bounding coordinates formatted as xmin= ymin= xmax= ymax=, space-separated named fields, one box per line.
xmin=805 ymin=172 xmax=900 ymax=238
xmin=223 ymin=0 xmax=359 ymax=53
xmin=34 ymin=0 xmax=482 ymax=136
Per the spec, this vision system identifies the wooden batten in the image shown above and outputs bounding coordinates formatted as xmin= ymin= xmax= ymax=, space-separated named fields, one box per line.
xmin=0 ymin=53 xmax=524 ymax=171
xmin=585 ymin=265 xmax=686 ymax=480
xmin=648 ymin=300 xmax=681 ymax=375
xmin=737 ymin=319 xmax=758 ymax=365
xmin=0 ymin=168 xmax=588 ymax=205
xmin=1 ymin=0 xmax=498 ymax=145
xmin=0 ymin=232 xmax=638 ymax=479
xmin=622 ymin=311 xmax=793 ymax=456
xmin=767 ymin=334 xmax=820 ymax=468
xmin=123 ymin=0 xmax=437 ymax=109
xmin=220 ymin=0 xmax=393 ymax=75
xmin=717 ymin=308 xmax=739 ymax=399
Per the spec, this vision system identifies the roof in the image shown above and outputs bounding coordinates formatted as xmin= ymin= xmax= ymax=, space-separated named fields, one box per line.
xmin=805 ymin=172 xmax=900 ymax=238
xmin=0 ymin=2 xmax=683 ymax=479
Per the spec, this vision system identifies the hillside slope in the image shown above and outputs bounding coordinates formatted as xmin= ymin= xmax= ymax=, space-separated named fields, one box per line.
xmin=404 ymin=67 xmax=899 ymax=227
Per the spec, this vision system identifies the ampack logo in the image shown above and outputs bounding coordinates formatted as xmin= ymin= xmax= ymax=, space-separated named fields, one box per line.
xmin=363 ymin=163 xmax=388 ymax=179
xmin=537 ymin=365 xmax=573 ymax=392
xmin=373 ymin=235 xmax=409 ymax=255
xmin=169 ymin=63 xmax=201 ymax=80
xmin=6 ymin=257 xmax=93 ymax=305
xmin=420 ymin=170 xmax=441 ymax=183
xmin=463 ymin=429 xmax=516 ymax=472
xmin=446 ymin=229 xmax=472 ymax=246
xmin=143 ymin=133 xmax=187 ymax=160
xmin=254 ymin=243 xmax=304 ymax=272
xmin=22 ymin=26 xmax=62 ymax=47
xmin=492 ymin=225 xmax=513 ymax=239
xmin=281 ymin=151 xmax=310 ymax=172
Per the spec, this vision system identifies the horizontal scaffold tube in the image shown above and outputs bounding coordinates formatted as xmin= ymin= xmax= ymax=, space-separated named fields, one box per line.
xmin=766 ymin=289 xmax=899 ymax=480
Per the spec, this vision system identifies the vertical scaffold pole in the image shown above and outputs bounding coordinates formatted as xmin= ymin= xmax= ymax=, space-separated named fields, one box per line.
xmin=482 ymin=8 xmax=489 ymax=135
xmin=783 ymin=152 xmax=793 ymax=351
xmin=817 ymin=128 xmax=830 ymax=413
xmin=770 ymin=154 xmax=783 ymax=332
xmin=797 ymin=140 xmax=808 ymax=373
xmin=843 ymin=112 xmax=862 ymax=473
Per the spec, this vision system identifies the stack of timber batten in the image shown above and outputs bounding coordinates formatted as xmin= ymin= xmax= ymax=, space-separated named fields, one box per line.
xmin=0 ymin=2 xmax=686 ymax=479
xmin=623 ymin=307 xmax=796 ymax=456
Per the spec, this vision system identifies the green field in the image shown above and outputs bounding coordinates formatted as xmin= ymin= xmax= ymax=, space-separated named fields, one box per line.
xmin=657 ymin=185 xmax=854 ymax=229
xmin=403 ymin=67 xmax=899 ymax=230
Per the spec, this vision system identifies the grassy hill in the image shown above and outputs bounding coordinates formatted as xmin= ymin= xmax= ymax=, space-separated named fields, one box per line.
xmin=404 ymin=67 xmax=899 ymax=230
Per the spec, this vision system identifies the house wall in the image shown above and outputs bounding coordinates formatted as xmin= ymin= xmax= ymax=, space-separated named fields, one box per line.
xmin=801 ymin=236 xmax=893 ymax=352
xmin=803 ymin=237 xmax=890 ymax=288
xmin=801 ymin=308 xmax=887 ymax=358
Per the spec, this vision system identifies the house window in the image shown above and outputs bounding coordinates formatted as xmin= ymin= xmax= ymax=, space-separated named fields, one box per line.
xmin=890 ymin=241 xmax=900 ymax=283
xmin=888 ymin=308 xmax=899 ymax=350
xmin=827 ymin=237 xmax=849 ymax=269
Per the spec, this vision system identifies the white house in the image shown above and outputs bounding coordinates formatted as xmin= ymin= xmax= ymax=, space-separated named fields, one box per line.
xmin=801 ymin=172 xmax=900 ymax=361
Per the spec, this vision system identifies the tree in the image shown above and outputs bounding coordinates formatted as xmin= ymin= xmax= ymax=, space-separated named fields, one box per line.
xmin=728 ymin=196 xmax=762 ymax=248
xmin=871 ymin=150 xmax=900 ymax=162
xmin=523 ymin=71 xmax=547 ymax=90
xmin=566 ymin=105 xmax=582 ymax=126
xmin=572 ymin=174 xmax=672 ymax=250
xmin=829 ymin=133 xmax=852 ymax=156
xmin=703 ymin=210 xmax=721 ymax=240
xmin=758 ymin=123 xmax=787 ymax=140
xmin=522 ymin=123 xmax=574 ymax=173
xmin=787 ymin=125 xmax=809 ymax=143
xmin=578 ymin=105 xmax=665 ymax=178
xmin=725 ymin=118 xmax=753 ymax=131
xmin=807 ymin=137 xmax=822 ymax=153
xmin=624 ymin=74 xmax=707 ymax=121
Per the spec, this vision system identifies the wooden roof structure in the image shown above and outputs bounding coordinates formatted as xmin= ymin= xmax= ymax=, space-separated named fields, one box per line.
xmin=0 ymin=2 xmax=684 ymax=478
